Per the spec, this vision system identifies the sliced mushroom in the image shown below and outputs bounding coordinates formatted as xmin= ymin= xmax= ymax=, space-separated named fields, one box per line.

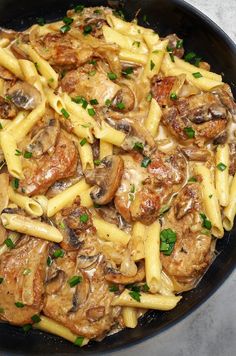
xmin=111 ymin=85 xmax=135 ymax=113
xmin=0 ymin=96 xmax=17 ymax=119
xmin=60 ymin=225 xmax=84 ymax=252
xmin=27 ymin=119 xmax=60 ymax=158
xmin=84 ymin=155 xmax=124 ymax=205
xmin=69 ymin=274 xmax=90 ymax=313
xmin=77 ymin=254 xmax=100 ymax=269
xmin=105 ymin=261 xmax=145 ymax=284
xmin=164 ymin=33 xmax=184 ymax=58
xmin=86 ymin=306 xmax=105 ymax=322
xmin=46 ymin=269 xmax=66 ymax=294
xmin=7 ymin=81 xmax=41 ymax=110
xmin=213 ymin=131 xmax=228 ymax=145
xmin=181 ymin=147 xmax=210 ymax=162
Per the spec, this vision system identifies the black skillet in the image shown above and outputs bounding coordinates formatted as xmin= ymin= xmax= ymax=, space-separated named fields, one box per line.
xmin=0 ymin=0 xmax=235 ymax=354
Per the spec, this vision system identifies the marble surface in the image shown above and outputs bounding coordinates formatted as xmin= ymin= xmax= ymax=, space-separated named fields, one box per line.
xmin=112 ymin=1 xmax=236 ymax=356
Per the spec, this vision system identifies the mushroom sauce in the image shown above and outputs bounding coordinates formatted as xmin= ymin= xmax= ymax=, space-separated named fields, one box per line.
xmin=0 ymin=5 xmax=236 ymax=346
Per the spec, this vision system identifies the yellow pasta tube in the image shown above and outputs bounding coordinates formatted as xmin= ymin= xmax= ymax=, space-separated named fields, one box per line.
xmin=1 ymin=213 xmax=63 ymax=242
xmin=103 ymin=25 xmax=148 ymax=54
xmin=0 ymin=38 xmax=10 ymax=48
xmin=93 ymin=217 xmax=131 ymax=245
xmin=0 ymin=132 xmax=24 ymax=179
xmin=143 ymin=32 xmax=160 ymax=50
xmin=144 ymin=221 xmax=161 ymax=293
xmin=106 ymin=14 xmax=150 ymax=37
xmin=34 ymin=316 xmax=89 ymax=346
xmin=47 ymin=179 xmax=90 ymax=217
xmin=143 ymin=40 xmax=168 ymax=80
xmin=119 ymin=49 xmax=148 ymax=65
xmin=122 ymin=307 xmax=138 ymax=328
xmin=130 ymin=222 xmax=146 ymax=261
xmin=223 ymin=173 xmax=236 ymax=231
xmin=8 ymin=186 xmax=43 ymax=217
xmin=0 ymin=47 xmax=24 ymax=79
xmin=21 ymin=44 xmax=58 ymax=89
xmin=215 ymin=144 xmax=229 ymax=207
xmin=33 ymin=195 xmax=48 ymax=215
xmin=3 ymin=111 xmax=27 ymax=134
xmin=174 ymin=56 xmax=222 ymax=82
xmin=79 ymin=187 xmax=93 ymax=208
xmin=77 ymin=141 xmax=94 ymax=171
xmin=194 ymin=164 xmax=224 ymax=238
xmin=94 ymin=122 xmax=126 ymax=147
xmin=18 ymin=59 xmax=38 ymax=84
xmin=144 ymin=98 xmax=162 ymax=136
xmin=112 ymin=289 xmax=182 ymax=310
xmin=99 ymin=140 xmax=113 ymax=159
xmin=46 ymin=89 xmax=65 ymax=114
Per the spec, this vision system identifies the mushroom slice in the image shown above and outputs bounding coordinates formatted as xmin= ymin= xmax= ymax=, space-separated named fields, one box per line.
xmin=27 ymin=119 xmax=60 ymax=158
xmin=86 ymin=306 xmax=105 ymax=322
xmin=84 ymin=155 xmax=124 ymax=205
xmin=181 ymin=147 xmax=210 ymax=162
xmin=111 ymin=85 xmax=135 ymax=113
xmin=77 ymin=254 xmax=100 ymax=269
xmin=8 ymin=81 xmax=41 ymax=110
xmin=105 ymin=261 xmax=145 ymax=284
xmin=46 ymin=270 xmax=66 ymax=295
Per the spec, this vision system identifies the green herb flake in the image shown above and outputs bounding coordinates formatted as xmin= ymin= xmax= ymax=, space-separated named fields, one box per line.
xmin=109 ymin=284 xmax=119 ymax=292
xmin=150 ymin=60 xmax=155 ymax=71
xmin=74 ymin=336 xmax=84 ymax=347
xmin=74 ymin=5 xmax=84 ymax=13
xmin=34 ymin=62 xmax=39 ymax=70
xmin=0 ymin=123 xmax=3 ymax=130
xmin=83 ymin=25 xmax=92 ymax=35
xmin=192 ymin=72 xmax=203 ymax=78
xmin=22 ymin=324 xmax=32 ymax=333
xmin=37 ymin=17 xmax=45 ymax=26
xmin=146 ymin=93 xmax=153 ymax=102
xmin=31 ymin=314 xmax=41 ymax=324
xmin=80 ymin=213 xmax=89 ymax=223
xmin=160 ymin=228 xmax=177 ymax=256
xmin=133 ymin=41 xmax=140 ymax=48
xmin=169 ymin=52 xmax=175 ymax=62
xmin=184 ymin=51 xmax=196 ymax=62
xmin=141 ymin=157 xmax=151 ymax=168
xmin=94 ymin=159 xmax=101 ymax=166
xmin=209 ymin=194 xmax=213 ymax=199
xmin=152 ymin=50 xmax=159 ymax=54
xmin=188 ymin=177 xmax=197 ymax=183
xmin=4 ymin=238 xmax=15 ymax=249
xmin=170 ymin=92 xmax=178 ymax=100
xmin=12 ymin=178 xmax=19 ymax=190
xmin=80 ymin=138 xmax=87 ymax=146
xmin=129 ymin=290 xmax=141 ymax=302
xmin=141 ymin=283 xmax=150 ymax=292
xmin=89 ymin=59 xmax=97 ymax=65
xmin=89 ymin=70 xmax=96 ymax=77
xmin=184 ymin=127 xmax=195 ymax=139
xmin=122 ymin=67 xmax=134 ymax=76
xmin=23 ymin=151 xmax=32 ymax=159
xmin=90 ymin=99 xmax=98 ymax=105
xmin=23 ymin=268 xmax=31 ymax=276
xmin=0 ymin=277 xmax=4 ymax=284
xmin=105 ymin=99 xmax=112 ymax=106
xmin=63 ymin=17 xmax=73 ymax=25
xmin=112 ymin=9 xmax=125 ymax=20
xmin=15 ymin=149 xmax=22 ymax=156
xmin=68 ymin=275 xmax=82 ymax=288
xmin=53 ymin=249 xmax=64 ymax=259
xmin=5 ymin=95 xmax=12 ymax=101
xmin=59 ymin=221 xmax=66 ymax=229
xmin=87 ymin=108 xmax=96 ymax=116
xmin=61 ymin=108 xmax=70 ymax=119
xmin=47 ymin=256 xmax=53 ymax=267
xmin=176 ymin=39 xmax=183 ymax=49
xmin=48 ymin=77 xmax=54 ymax=83
xmin=133 ymin=142 xmax=144 ymax=151
xmin=15 ymin=302 xmax=24 ymax=308
xmin=194 ymin=57 xmax=202 ymax=67
xmin=94 ymin=9 xmax=102 ymax=14
xmin=130 ymin=184 xmax=135 ymax=193
xmin=107 ymin=72 xmax=117 ymax=81
xmin=60 ymin=24 xmax=71 ymax=34
xmin=200 ymin=213 xmax=212 ymax=230
xmin=116 ymin=102 xmax=125 ymax=110
xmin=217 ymin=162 xmax=227 ymax=171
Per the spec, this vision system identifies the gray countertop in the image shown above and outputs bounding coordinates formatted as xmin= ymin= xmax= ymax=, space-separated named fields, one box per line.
xmin=113 ymin=1 xmax=236 ymax=356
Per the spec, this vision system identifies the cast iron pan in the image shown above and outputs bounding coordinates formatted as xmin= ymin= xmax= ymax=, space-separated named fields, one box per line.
xmin=0 ymin=0 xmax=235 ymax=354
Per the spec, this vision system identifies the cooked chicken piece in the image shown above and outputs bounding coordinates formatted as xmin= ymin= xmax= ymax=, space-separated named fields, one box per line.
xmin=161 ymin=183 xmax=213 ymax=289
xmin=162 ymin=87 xmax=235 ymax=143
xmin=84 ymin=155 xmax=124 ymax=205
xmin=0 ymin=236 xmax=49 ymax=325
xmin=19 ymin=131 xmax=78 ymax=195
xmin=7 ymin=81 xmax=41 ymax=110
xmin=54 ymin=198 xmax=95 ymax=251
xmin=44 ymin=245 xmax=121 ymax=339
xmin=151 ymin=75 xmax=176 ymax=106
xmin=164 ymin=33 xmax=184 ymax=58
xmin=0 ymin=96 xmax=17 ymax=119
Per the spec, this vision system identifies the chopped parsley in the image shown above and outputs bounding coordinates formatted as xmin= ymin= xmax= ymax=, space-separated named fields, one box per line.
xmin=37 ymin=17 xmax=45 ymax=26
xmin=31 ymin=314 xmax=41 ymax=324
xmin=22 ymin=324 xmax=32 ymax=333
xmin=48 ymin=77 xmax=54 ymax=83
xmin=74 ymin=336 xmax=84 ymax=347
xmin=94 ymin=159 xmax=101 ymax=166
xmin=130 ymin=184 xmax=135 ymax=193
xmin=217 ymin=162 xmax=227 ymax=171
xmin=184 ymin=52 xmax=197 ymax=62
xmin=122 ymin=67 xmax=134 ymax=76
xmin=170 ymin=92 xmax=178 ymax=100
xmin=80 ymin=138 xmax=87 ymax=146
xmin=133 ymin=41 xmax=140 ymax=48
xmin=80 ymin=213 xmax=89 ymax=223
xmin=23 ymin=268 xmax=31 ymax=276
xmin=116 ymin=102 xmax=125 ymax=110
xmin=141 ymin=283 xmax=150 ymax=292
xmin=194 ymin=57 xmax=202 ymax=67
xmin=129 ymin=290 xmax=141 ymax=302
xmin=169 ymin=52 xmax=175 ymax=62
xmin=133 ymin=142 xmax=144 ymax=151
xmin=53 ymin=249 xmax=64 ymax=259
xmin=146 ymin=93 xmax=152 ymax=102
xmin=24 ymin=151 xmax=32 ymax=159
xmin=63 ymin=17 xmax=73 ymax=25
xmin=176 ymin=39 xmax=183 ymax=49
xmin=15 ymin=302 xmax=24 ymax=308
xmin=87 ymin=108 xmax=96 ymax=116
xmin=60 ymin=24 xmax=71 ymax=34
xmin=209 ymin=194 xmax=213 ymax=199
xmin=141 ymin=157 xmax=151 ymax=168
xmin=188 ymin=177 xmax=197 ymax=183
xmin=105 ymin=99 xmax=112 ymax=106
xmin=107 ymin=72 xmax=117 ymax=81
xmin=83 ymin=25 xmax=92 ymax=35
xmin=160 ymin=228 xmax=177 ymax=256
xmin=68 ymin=275 xmax=82 ymax=288
xmin=0 ymin=123 xmax=3 ymax=130
xmin=34 ymin=62 xmax=39 ymax=70
xmin=12 ymin=178 xmax=19 ymax=190
xmin=4 ymin=238 xmax=15 ymax=249
xmin=192 ymin=72 xmax=203 ymax=78
xmin=90 ymin=99 xmax=98 ymax=105
xmin=15 ymin=149 xmax=22 ymax=156
xmin=109 ymin=284 xmax=119 ymax=293
xmin=61 ymin=108 xmax=70 ymax=119
xmin=74 ymin=4 xmax=84 ymax=13
xmin=47 ymin=256 xmax=53 ymax=267
xmin=150 ymin=60 xmax=155 ymax=71
xmin=184 ymin=127 xmax=195 ymax=139
xmin=59 ymin=221 xmax=66 ymax=229
xmin=89 ymin=70 xmax=96 ymax=76
xmin=200 ymin=213 xmax=212 ymax=230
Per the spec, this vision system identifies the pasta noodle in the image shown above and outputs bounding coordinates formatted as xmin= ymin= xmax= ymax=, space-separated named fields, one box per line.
xmin=144 ymin=98 xmax=162 ymax=136
xmin=0 ymin=131 xmax=24 ymax=179
xmin=0 ymin=47 xmax=24 ymax=79
xmin=215 ymin=144 xmax=229 ymax=207
xmin=223 ymin=173 xmax=236 ymax=230
xmin=8 ymin=186 xmax=43 ymax=217
xmin=93 ymin=217 xmax=131 ymax=245
xmin=122 ymin=307 xmax=138 ymax=328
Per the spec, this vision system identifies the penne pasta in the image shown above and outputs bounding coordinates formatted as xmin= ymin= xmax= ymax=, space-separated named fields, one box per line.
xmin=119 ymin=49 xmax=148 ymax=65
xmin=130 ymin=222 xmax=146 ymax=261
xmin=106 ymin=14 xmax=151 ymax=37
xmin=0 ymin=47 xmax=24 ymax=79
xmin=46 ymin=89 xmax=65 ymax=114
xmin=223 ymin=173 xmax=236 ymax=231
xmin=99 ymin=140 xmax=113 ymax=159
xmin=122 ymin=307 xmax=138 ymax=328
xmin=0 ymin=132 xmax=24 ymax=179
xmin=8 ymin=186 xmax=43 ymax=217
xmin=79 ymin=187 xmax=94 ymax=208
xmin=144 ymin=98 xmax=162 ymax=136
xmin=93 ymin=217 xmax=131 ymax=245
xmin=1 ymin=213 xmax=63 ymax=242
xmin=112 ymin=289 xmax=182 ymax=310
xmin=94 ymin=122 xmax=126 ymax=147
xmin=215 ymin=144 xmax=229 ymax=207
xmin=0 ymin=38 xmax=10 ymax=48
xmin=77 ymin=140 xmax=94 ymax=171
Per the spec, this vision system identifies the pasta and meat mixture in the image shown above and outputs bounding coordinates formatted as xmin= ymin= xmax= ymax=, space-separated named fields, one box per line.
xmin=0 ymin=5 xmax=236 ymax=346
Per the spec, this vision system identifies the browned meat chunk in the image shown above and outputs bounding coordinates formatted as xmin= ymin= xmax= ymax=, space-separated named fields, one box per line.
xmin=0 ymin=236 xmax=48 ymax=325
xmin=19 ymin=131 xmax=78 ymax=195
xmin=151 ymin=75 xmax=176 ymax=106
xmin=0 ymin=96 xmax=17 ymax=119
xmin=161 ymin=184 xmax=213 ymax=289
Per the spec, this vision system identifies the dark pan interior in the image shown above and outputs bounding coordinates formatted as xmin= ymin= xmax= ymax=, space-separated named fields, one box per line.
xmin=0 ymin=0 xmax=235 ymax=354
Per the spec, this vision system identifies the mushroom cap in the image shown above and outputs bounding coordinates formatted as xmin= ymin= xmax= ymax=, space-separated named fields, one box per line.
xmin=85 ymin=155 xmax=124 ymax=205
xmin=8 ymin=81 xmax=42 ymax=110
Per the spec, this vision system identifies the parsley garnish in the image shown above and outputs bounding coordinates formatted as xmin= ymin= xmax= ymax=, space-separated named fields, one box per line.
xmin=80 ymin=138 xmax=87 ymax=146
xmin=217 ymin=162 xmax=227 ymax=171
xmin=141 ymin=157 xmax=151 ymax=168
xmin=200 ymin=213 xmax=212 ymax=230
xmin=192 ymin=72 xmax=203 ymax=78
xmin=68 ymin=275 xmax=82 ymax=288
xmin=61 ymin=108 xmax=69 ymax=119
xmin=107 ymin=72 xmax=117 ymax=80
xmin=160 ymin=228 xmax=177 ymax=256
xmin=80 ymin=213 xmax=89 ymax=223
xmin=184 ymin=127 xmax=195 ymax=139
